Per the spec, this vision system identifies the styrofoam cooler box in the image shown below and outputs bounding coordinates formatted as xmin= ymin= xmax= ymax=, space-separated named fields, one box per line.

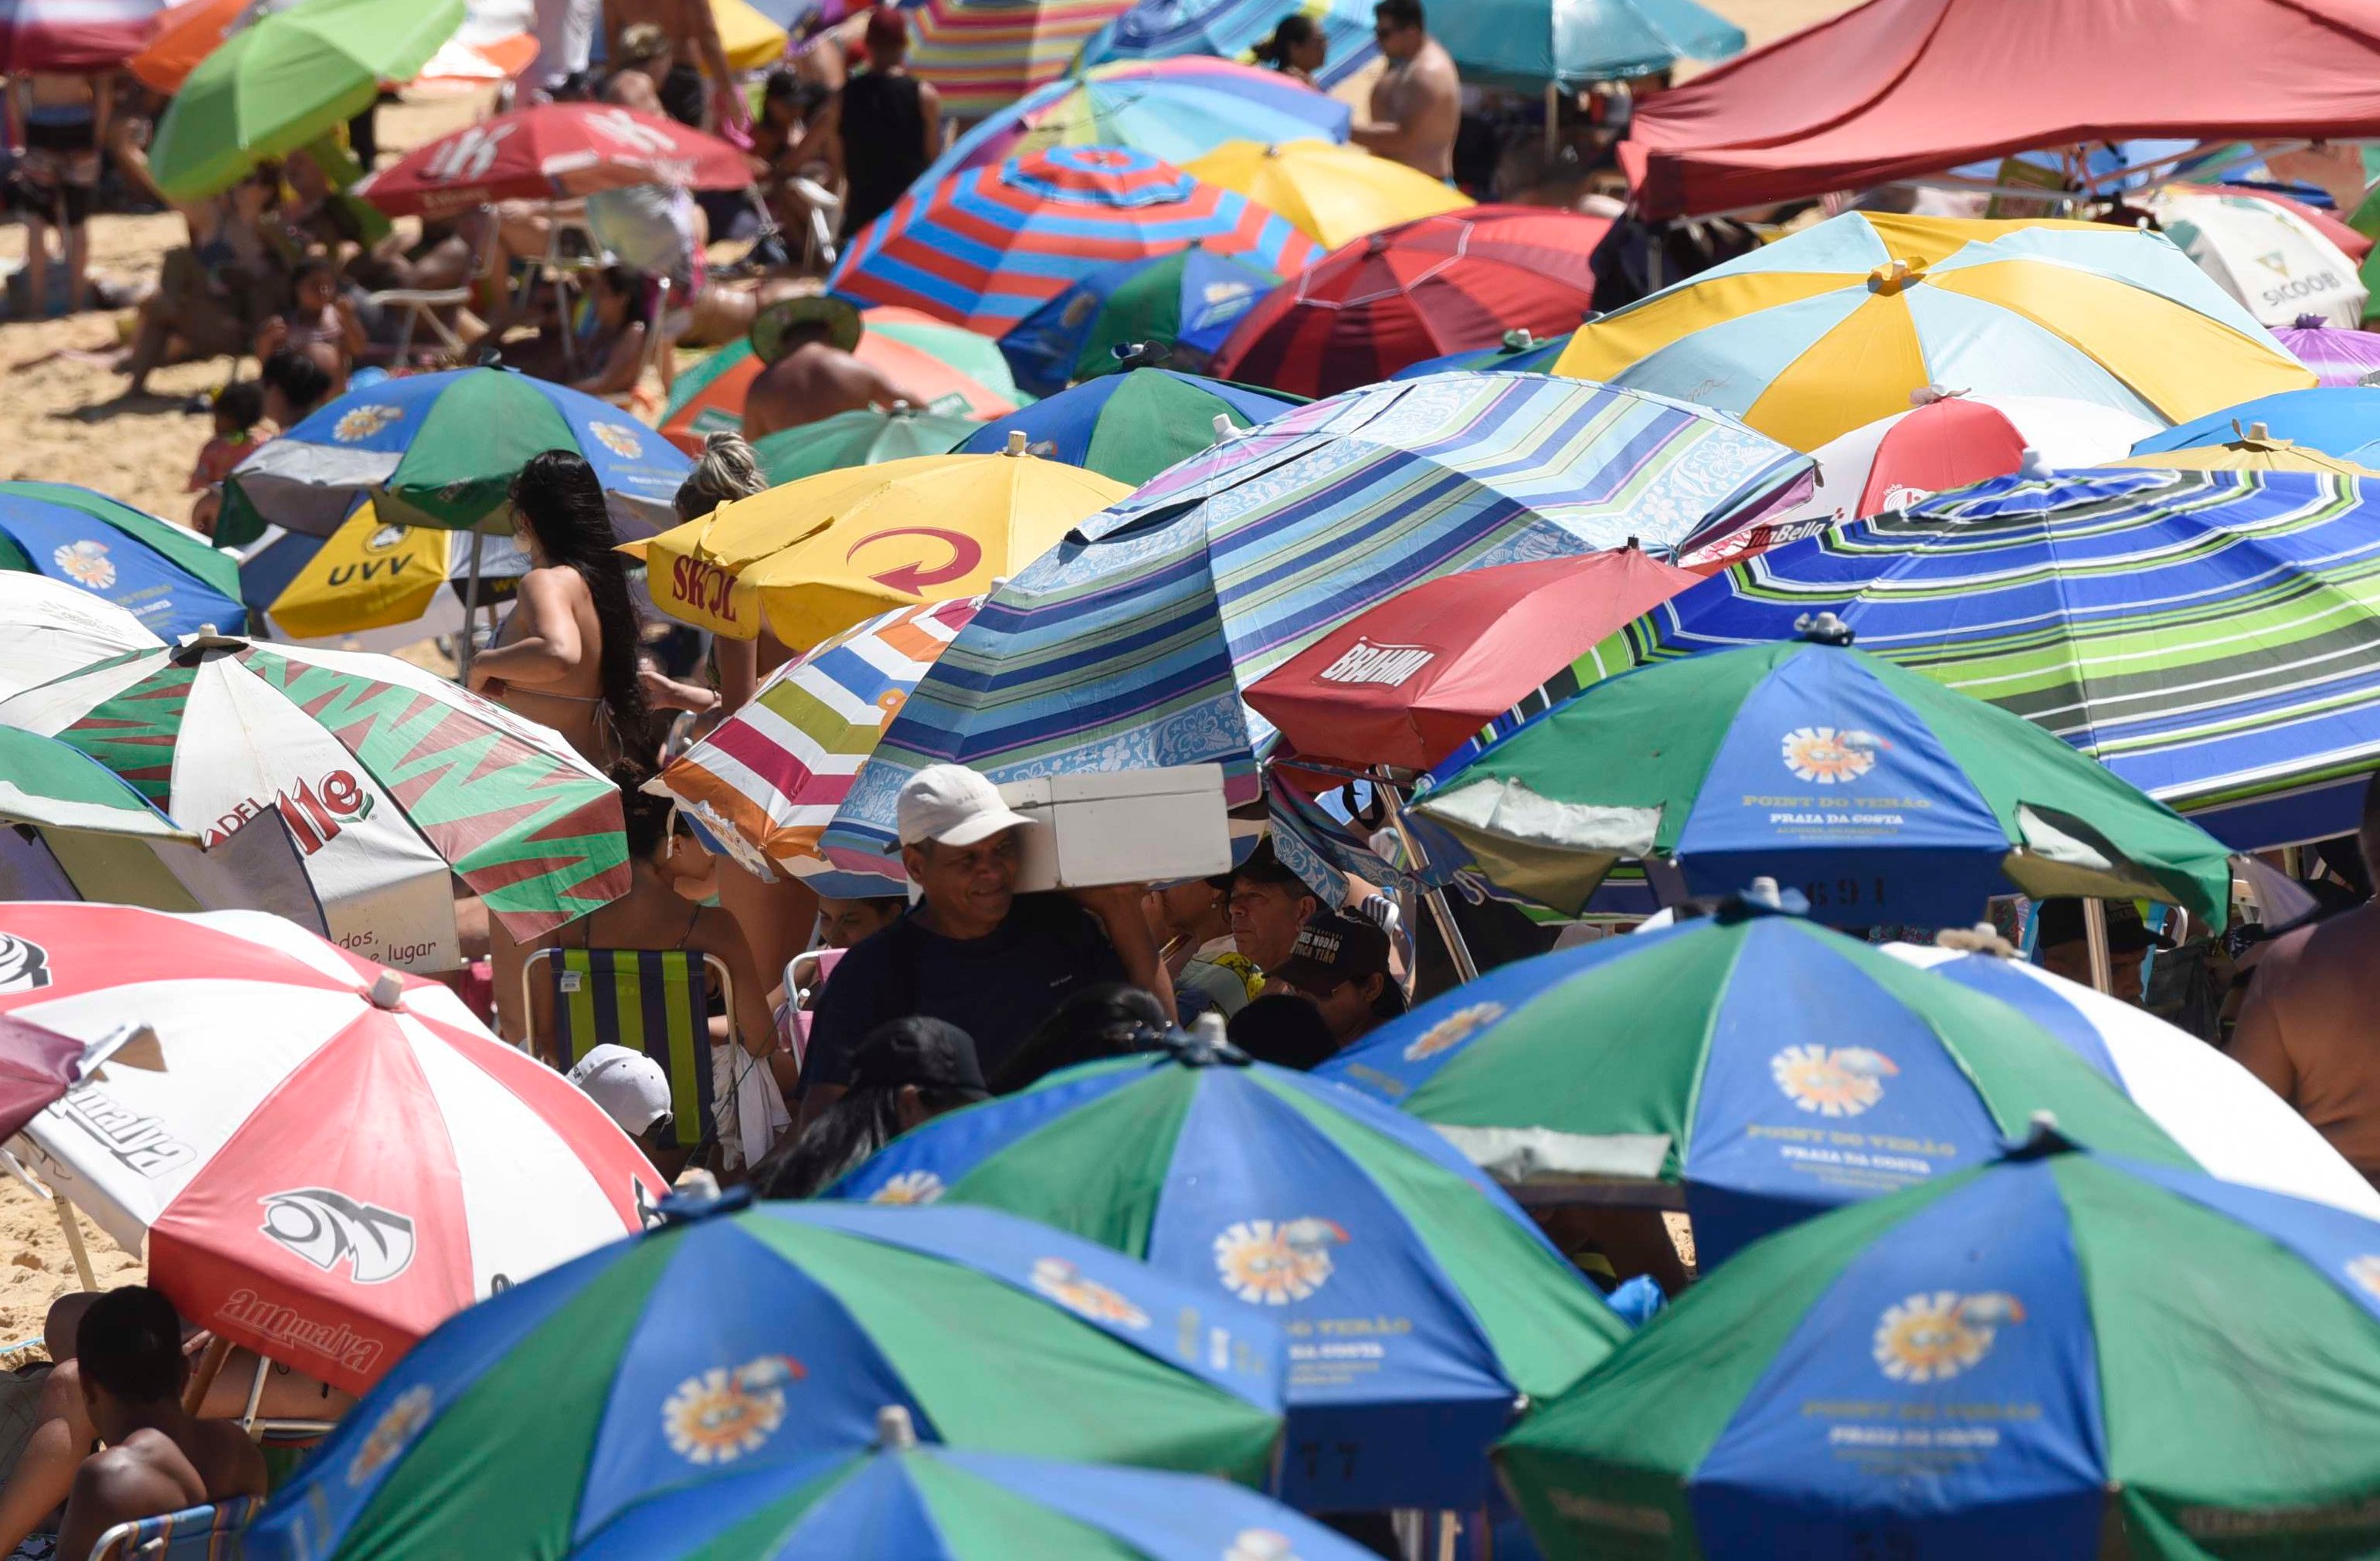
xmin=997 ymin=765 xmax=1234 ymax=891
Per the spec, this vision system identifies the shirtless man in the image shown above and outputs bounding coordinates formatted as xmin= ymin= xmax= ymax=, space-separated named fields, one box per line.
xmin=605 ymin=0 xmax=743 ymax=131
xmin=53 ymin=1289 xmax=270 ymax=1561
xmin=1352 ymin=0 xmax=1460 ymax=182
xmin=10 ymin=72 xmax=114 ymax=314
xmin=741 ymin=295 xmax=918 ymax=440
xmin=2232 ymin=778 xmax=2380 ymax=1190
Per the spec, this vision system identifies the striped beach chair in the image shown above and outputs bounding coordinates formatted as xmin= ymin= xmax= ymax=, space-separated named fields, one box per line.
xmin=524 ymin=948 xmax=726 ymax=1157
xmin=86 ymin=1495 xmax=263 ymax=1561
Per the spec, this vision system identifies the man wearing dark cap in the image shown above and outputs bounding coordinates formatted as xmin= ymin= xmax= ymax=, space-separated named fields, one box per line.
xmin=1262 ymin=911 xmax=1407 ymax=1053
xmin=1227 ymin=841 xmax=1322 ymax=977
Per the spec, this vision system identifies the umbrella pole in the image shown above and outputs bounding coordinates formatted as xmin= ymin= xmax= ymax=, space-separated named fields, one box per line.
xmin=1544 ymin=82 xmax=1559 ymax=159
xmin=1384 ymin=785 xmax=1480 ymax=985
xmin=183 ymin=1335 xmax=233 ymax=1416
xmin=2083 ymin=897 xmax=2114 ymax=996
xmin=457 ymin=531 xmax=484 ymax=685
xmin=53 ymin=1194 xmax=95 ymax=1291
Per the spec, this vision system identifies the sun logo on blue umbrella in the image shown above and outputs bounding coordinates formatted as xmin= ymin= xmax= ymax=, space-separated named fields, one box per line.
xmin=1770 ymin=1044 xmax=1898 ymax=1116
xmin=1780 ymin=727 xmax=1882 ymax=785
xmin=50 ymin=540 xmax=114 ymax=590
xmin=345 ymin=1383 xmax=433 ymax=1488
xmin=1403 ymin=1001 xmax=1506 ymax=1063
xmin=1872 ymin=1291 xmax=2025 ymax=1383
xmin=1225 ymin=1529 xmax=1302 ymax=1561
xmin=1214 ymin=1218 xmax=1349 ymax=1305
xmin=589 ymin=422 xmax=647 ymax=459
xmin=870 ymin=1169 xmax=946 ymax=1205
xmin=333 ymin=405 xmax=402 ymax=443
xmin=661 ymin=1354 xmax=806 ymax=1464
xmin=1031 ymin=1257 xmax=1149 ymax=1329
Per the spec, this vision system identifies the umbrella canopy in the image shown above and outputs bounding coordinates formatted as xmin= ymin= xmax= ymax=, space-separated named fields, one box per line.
xmin=2110 ymin=430 xmax=2380 ymax=478
xmin=0 ymin=572 xmax=162 ymax=701
xmin=0 ymin=724 xmax=192 ymax=841
xmin=829 ymin=145 xmax=1321 ymax=338
xmin=1414 ymin=629 xmax=2235 ymax=925
xmin=2144 ymin=185 xmax=2368 ymax=329
xmin=1081 ymin=0 xmax=1377 ymax=90
xmin=655 ymin=596 xmax=980 ymax=882
xmin=0 ymin=633 xmax=630 ymax=962
xmin=127 ymin=0 xmax=251 ymax=92
xmin=660 ymin=308 xmax=1028 ymax=455
xmin=1183 ymin=139 xmax=1472 ymax=252
xmin=0 ymin=482 xmax=243 ymax=640
xmin=2132 ymin=385 xmax=2380 ymax=467
xmin=753 ymin=406 xmax=984 ymax=485
xmin=220 ymin=368 xmax=691 ymax=544
xmin=0 ymin=904 xmax=660 ymax=1394
xmin=149 ymin=0 xmax=463 ymax=200
xmin=1432 ymin=0 xmax=1742 ymax=91
xmin=1316 ymin=897 xmax=2197 ymax=1266
xmin=952 ymin=368 xmax=1299 ymax=485
xmin=237 ymin=504 xmax=531 ymax=652
xmin=2276 ymin=319 xmax=2380 ymax=387
xmin=239 ymin=1200 xmax=1289 ymax=1559
xmin=633 ymin=444 xmax=1130 ymax=649
xmin=1550 ymin=212 xmax=2314 ymax=452
xmin=1499 ymin=1135 xmax=2380 ymax=1557
xmin=0 ymin=0 xmax=165 ymax=70
xmin=818 ymin=373 xmax=1815 ymax=857
xmin=1215 ymin=207 xmax=1608 ymax=399
xmin=998 ymin=247 xmax=1281 ymax=396
xmin=353 ymin=104 xmax=753 ymax=219
xmin=929 ymin=57 xmax=1350 ymax=182
xmin=828 ymin=1042 xmax=1628 ymax=1510
xmin=0 ymin=1012 xmax=83 ymax=1146
xmin=1247 ymin=551 xmax=1700 ymax=772
xmin=906 ymin=0 xmax=1147 ymax=118
xmin=1627 ymin=467 xmax=2380 ymax=849
xmin=1390 ymin=326 xmax=1574 ymax=379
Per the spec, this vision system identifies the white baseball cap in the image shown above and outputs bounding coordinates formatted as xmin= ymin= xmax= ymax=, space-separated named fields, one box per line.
xmin=895 ymin=764 xmax=1037 ymax=849
xmin=567 ymin=1044 xmax=674 ymax=1138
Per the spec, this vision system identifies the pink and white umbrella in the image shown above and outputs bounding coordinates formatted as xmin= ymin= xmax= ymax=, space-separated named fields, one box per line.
xmin=0 ymin=903 xmax=664 ymax=1393
xmin=355 ymin=104 xmax=753 ymax=219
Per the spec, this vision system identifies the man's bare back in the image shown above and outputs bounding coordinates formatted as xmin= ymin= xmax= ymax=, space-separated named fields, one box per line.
xmin=2232 ymin=900 xmax=2380 ymax=1184
xmin=742 ymin=343 xmax=915 ymax=439
xmin=56 ymin=1421 xmax=266 ymax=1558
xmin=1359 ymin=37 xmax=1460 ymax=181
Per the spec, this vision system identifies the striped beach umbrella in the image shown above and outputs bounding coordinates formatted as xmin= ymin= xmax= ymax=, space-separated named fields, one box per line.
xmin=1081 ymin=0 xmax=1378 ymax=90
xmin=1626 ymin=467 xmax=2380 ymax=850
xmin=830 ymin=145 xmax=1321 ymax=338
xmin=906 ymin=0 xmax=1144 ymax=119
xmin=818 ymin=372 xmax=1815 ymax=859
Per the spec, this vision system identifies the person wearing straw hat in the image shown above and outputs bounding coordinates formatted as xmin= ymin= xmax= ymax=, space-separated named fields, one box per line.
xmin=742 ymin=294 xmax=920 ymax=439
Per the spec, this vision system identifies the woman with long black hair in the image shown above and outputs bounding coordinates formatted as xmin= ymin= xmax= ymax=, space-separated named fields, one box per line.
xmin=467 ymin=450 xmax=654 ymax=772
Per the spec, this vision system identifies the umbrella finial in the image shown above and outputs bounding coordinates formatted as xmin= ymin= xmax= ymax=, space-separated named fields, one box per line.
xmin=1936 ymin=922 xmax=2015 ymax=958
xmin=2294 ymin=312 xmax=2327 ymax=330
xmin=1163 ymin=1012 xmax=1251 ymax=1069
xmin=1501 ymin=327 xmax=1535 ymax=350
xmin=2018 ymin=447 xmax=2053 ymax=480
xmin=2248 ymin=421 xmax=2273 ymax=443
xmin=369 ymin=971 xmax=406 ymax=1010
xmin=1715 ymin=877 xmax=1810 ymax=923
xmin=2006 ymin=1110 xmax=2080 ymax=1161
xmin=1211 ymin=414 xmax=1235 ymax=444
xmin=1110 ymin=341 xmax=1170 ymax=372
xmin=1003 ymin=429 xmax=1029 ymax=456
xmin=1792 ymin=610 xmax=1855 ymax=646
xmin=650 ymin=1175 xmax=752 ymax=1227
xmin=876 ymin=1404 xmax=919 ymax=1450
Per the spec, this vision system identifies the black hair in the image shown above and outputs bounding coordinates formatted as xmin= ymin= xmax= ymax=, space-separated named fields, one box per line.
xmin=1227 ymin=991 xmax=1341 ymax=1071
xmin=508 ymin=450 xmax=654 ymax=772
xmin=620 ymin=781 xmax=675 ymax=860
xmin=293 ymin=254 xmax=338 ymax=286
xmin=1373 ymin=0 xmax=1422 ymax=28
xmin=76 ymin=1287 xmax=185 ymax=1405
xmin=260 ymin=347 xmax=333 ymax=420
xmin=762 ymin=68 xmax=802 ymax=102
xmin=750 ymin=1084 xmax=978 ymax=1199
xmin=990 ymin=982 xmax=1169 ymax=1093
xmin=1252 ymin=13 xmax=1320 ymax=67
xmin=596 ymin=264 xmax=654 ymax=329
xmin=214 ymin=379 xmax=265 ymax=431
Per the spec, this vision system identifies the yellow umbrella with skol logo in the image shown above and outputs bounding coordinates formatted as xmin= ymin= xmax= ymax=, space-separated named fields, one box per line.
xmin=628 ymin=433 xmax=1132 ymax=650
xmin=239 ymin=501 xmax=530 ymax=652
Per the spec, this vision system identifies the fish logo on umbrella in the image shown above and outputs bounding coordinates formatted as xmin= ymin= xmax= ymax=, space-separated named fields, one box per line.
xmin=0 ymin=934 xmax=53 ymax=994
xmin=1030 ymin=1256 xmax=1149 ymax=1329
xmin=1780 ymin=727 xmax=1882 ymax=785
xmin=1403 ymin=1000 xmax=1505 ymax=1063
xmin=51 ymin=540 xmax=115 ymax=590
xmin=589 ymin=422 xmax=646 ymax=460
xmin=332 ymin=406 xmax=402 ymax=443
xmin=2346 ymin=1254 xmax=2380 ymax=1306
xmin=660 ymin=1354 xmax=804 ymax=1464
xmin=869 ymin=1169 xmax=945 ymax=1206
xmin=1771 ymin=1044 xmax=1897 ymax=1117
xmin=1225 ymin=1531 xmax=1301 ymax=1561
xmin=258 ymin=1189 xmax=416 ymax=1284
xmin=1872 ymin=1291 xmax=2025 ymax=1383
xmin=1214 ymin=1218 xmax=1348 ymax=1305
xmin=346 ymin=1384 xmax=433 ymax=1486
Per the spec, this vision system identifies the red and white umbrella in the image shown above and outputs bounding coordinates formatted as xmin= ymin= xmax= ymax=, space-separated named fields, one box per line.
xmin=0 ymin=903 xmax=664 ymax=1394
xmin=355 ymin=104 xmax=753 ymax=219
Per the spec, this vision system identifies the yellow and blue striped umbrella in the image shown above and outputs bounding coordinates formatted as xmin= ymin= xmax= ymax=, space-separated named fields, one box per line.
xmin=1553 ymin=212 xmax=2316 ymax=452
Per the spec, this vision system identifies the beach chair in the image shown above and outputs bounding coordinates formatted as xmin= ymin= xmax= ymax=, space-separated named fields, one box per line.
xmin=84 ymin=1495 xmax=262 ymax=1561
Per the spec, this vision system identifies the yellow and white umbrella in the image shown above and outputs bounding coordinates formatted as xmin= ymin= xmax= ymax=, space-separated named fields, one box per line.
xmin=238 ymin=501 xmax=528 ymax=652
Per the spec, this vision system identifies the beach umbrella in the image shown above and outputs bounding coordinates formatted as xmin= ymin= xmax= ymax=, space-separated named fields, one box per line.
xmin=1390 ymin=326 xmax=1574 ymax=379
xmin=0 ymin=0 xmax=167 ymax=70
xmin=219 ymin=368 xmax=691 ymax=546
xmin=817 ymin=372 xmax=1815 ymax=858
xmin=2131 ymin=384 xmax=2380 ymax=466
xmin=1316 ymin=894 xmax=2198 ymax=1265
xmin=0 ymin=903 xmax=662 ymax=1394
xmin=0 ymin=1011 xmax=84 ymax=1145
xmin=149 ymin=0 xmax=464 ymax=200
xmin=1433 ymin=0 xmax=1742 ymax=90
xmin=1412 ymin=623 xmax=2234 ymax=925
xmin=952 ymin=368 xmax=1299 ymax=485
xmin=0 ymin=573 xmax=161 ymax=701
xmin=1214 ymin=207 xmax=1608 ymax=399
xmin=654 ymin=596 xmax=979 ymax=885
xmin=1625 ymin=467 xmax=2380 ymax=848
xmin=828 ymin=1040 xmax=1628 ymax=1510
xmin=632 ymin=443 xmax=1130 ymax=649
xmin=239 ymin=1200 xmax=1289 ymax=1559
xmin=752 ymin=406 xmax=983 ymax=485
xmin=928 ymin=57 xmax=1351 ymax=184
xmin=1185 ymin=138 xmax=1474 ymax=252
xmin=998 ymin=247 xmax=1281 ymax=396
xmin=1551 ymin=212 xmax=2314 ymax=452
xmin=2144 ymin=184 xmax=2368 ymax=328
xmin=2275 ymin=317 xmax=2380 ymax=386
xmin=830 ymin=145 xmax=1321 ymax=338
xmin=353 ymin=103 xmax=753 ymax=219
xmin=1246 ymin=551 xmax=1700 ymax=773
xmin=1081 ymin=0 xmax=1378 ymax=90
xmin=905 ymin=0 xmax=1148 ymax=119
xmin=1498 ymin=1134 xmax=2380 ymax=1557
xmin=0 ymin=633 xmax=630 ymax=965
xmin=127 ymin=0 xmax=253 ymax=92
xmin=236 ymin=503 xmax=531 ymax=652
xmin=0 ymin=482 xmax=243 ymax=640
xmin=659 ymin=307 xmax=1027 ymax=456
xmin=2110 ymin=429 xmax=2380 ymax=477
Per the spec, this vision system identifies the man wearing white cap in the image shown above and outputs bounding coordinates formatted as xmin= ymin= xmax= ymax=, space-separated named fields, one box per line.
xmin=797 ymin=765 xmax=1170 ymax=1119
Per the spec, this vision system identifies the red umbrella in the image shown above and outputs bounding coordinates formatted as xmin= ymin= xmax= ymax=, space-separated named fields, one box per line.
xmin=1245 ymin=551 xmax=1699 ymax=772
xmin=0 ymin=0 xmax=166 ymax=72
xmin=1211 ymin=206 xmax=1608 ymax=399
xmin=355 ymin=103 xmax=753 ymax=219
xmin=0 ymin=1010 xmax=83 ymax=1144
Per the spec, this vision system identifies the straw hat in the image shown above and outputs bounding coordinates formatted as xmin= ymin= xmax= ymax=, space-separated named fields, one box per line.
xmin=751 ymin=294 xmax=864 ymax=362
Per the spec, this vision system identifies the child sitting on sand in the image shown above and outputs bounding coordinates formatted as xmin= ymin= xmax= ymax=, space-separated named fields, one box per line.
xmin=186 ymin=380 xmax=266 ymax=536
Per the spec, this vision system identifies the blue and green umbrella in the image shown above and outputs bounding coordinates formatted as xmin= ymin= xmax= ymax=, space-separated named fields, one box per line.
xmin=954 ymin=368 xmax=1299 ymax=485
xmin=999 ymin=248 xmax=1282 ymax=396
xmin=753 ymin=406 xmax=985 ymax=485
xmin=1391 ymin=327 xmax=1576 ymax=380
xmin=0 ymin=482 xmax=242 ymax=638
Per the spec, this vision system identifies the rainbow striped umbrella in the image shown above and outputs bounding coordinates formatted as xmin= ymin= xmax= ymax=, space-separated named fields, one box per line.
xmin=908 ymin=0 xmax=1142 ymax=119
xmin=830 ymin=145 xmax=1320 ymax=338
